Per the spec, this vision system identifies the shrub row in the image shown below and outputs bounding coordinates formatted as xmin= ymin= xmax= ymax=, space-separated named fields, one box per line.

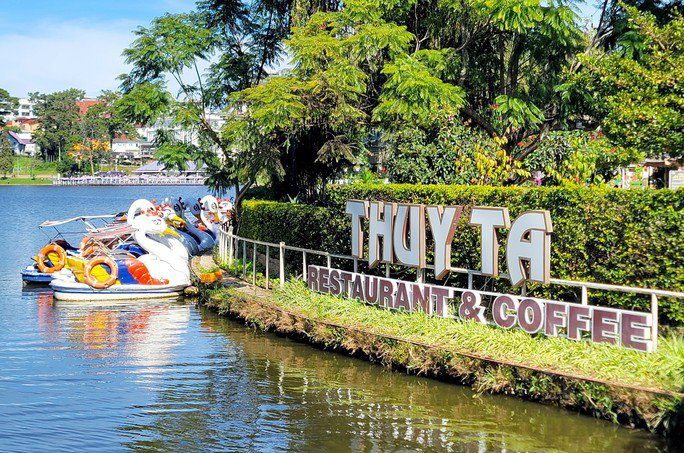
xmin=239 ymin=184 xmax=684 ymax=324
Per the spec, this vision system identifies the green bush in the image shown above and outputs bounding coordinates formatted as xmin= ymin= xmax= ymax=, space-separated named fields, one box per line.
xmin=239 ymin=184 xmax=684 ymax=324
xmin=238 ymin=199 xmax=334 ymax=250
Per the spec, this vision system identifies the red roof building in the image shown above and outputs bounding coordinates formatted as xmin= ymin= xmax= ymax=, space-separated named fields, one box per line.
xmin=76 ymin=99 xmax=103 ymax=115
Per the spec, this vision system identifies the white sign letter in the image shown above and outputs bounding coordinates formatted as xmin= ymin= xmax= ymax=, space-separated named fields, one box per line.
xmin=393 ymin=204 xmax=426 ymax=268
xmin=346 ymin=200 xmax=369 ymax=259
xmin=369 ymin=201 xmax=396 ymax=268
xmin=426 ymin=205 xmax=462 ymax=279
xmin=469 ymin=207 xmax=510 ymax=277
xmin=506 ymin=211 xmax=553 ymax=287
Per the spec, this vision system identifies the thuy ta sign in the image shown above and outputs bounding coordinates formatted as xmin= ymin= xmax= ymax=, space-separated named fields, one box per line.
xmin=346 ymin=200 xmax=553 ymax=287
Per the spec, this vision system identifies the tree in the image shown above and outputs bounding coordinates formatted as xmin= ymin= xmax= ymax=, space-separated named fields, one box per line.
xmin=0 ymin=130 xmax=14 ymax=178
xmin=566 ymin=6 xmax=684 ymax=161
xmin=223 ymin=0 xmax=585 ymax=197
xmin=0 ymin=89 xmax=18 ymax=127
xmin=120 ymin=1 xmax=338 ymax=215
xmin=30 ymin=89 xmax=85 ymax=161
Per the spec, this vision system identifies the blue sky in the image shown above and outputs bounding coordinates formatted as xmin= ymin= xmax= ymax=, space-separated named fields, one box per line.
xmin=0 ymin=0 xmax=196 ymax=98
xmin=0 ymin=0 xmax=600 ymax=99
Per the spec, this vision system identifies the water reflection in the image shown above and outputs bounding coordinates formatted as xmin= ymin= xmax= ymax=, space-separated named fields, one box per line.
xmin=116 ymin=306 xmax=672 ymax=452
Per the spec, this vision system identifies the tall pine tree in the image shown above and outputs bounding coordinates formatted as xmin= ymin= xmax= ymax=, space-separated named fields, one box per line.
xmin=0 ymin=131 xmax=15 ymax=178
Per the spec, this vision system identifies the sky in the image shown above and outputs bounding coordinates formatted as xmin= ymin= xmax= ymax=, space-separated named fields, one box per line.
xmin=0 ymin=0 xmax=601 ymax=99
xmin=0 ymin=0 xmax=197 ymax=98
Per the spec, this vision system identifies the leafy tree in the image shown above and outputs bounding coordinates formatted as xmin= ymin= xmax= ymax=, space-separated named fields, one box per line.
xmin=0 ymin=89 xmax=18 ymax=127
xmin=91 ymin=91 xmax=139 ymax=150
xmin=0 ymin=130 xmax=14 ymax=178
xmin=30 ymin=89 xmax=85 ymax=161
xmin=119 ymin=2 xmax=307 ymax=211
xmin=55 ymin=153 xmax=80 ymax=176
xmin=222 ymin=0 xmax=587 ymax=198
xmin=566 ymin=6 xmax=684 ymax=161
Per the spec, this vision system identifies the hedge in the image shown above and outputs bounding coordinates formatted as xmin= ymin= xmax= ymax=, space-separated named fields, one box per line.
xmin=239 ymin=184 xmax=684 ymax=325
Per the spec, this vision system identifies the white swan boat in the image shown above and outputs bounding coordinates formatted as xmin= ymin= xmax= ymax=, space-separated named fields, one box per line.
xmin=51 ymin=209 xmax=192 ymax=301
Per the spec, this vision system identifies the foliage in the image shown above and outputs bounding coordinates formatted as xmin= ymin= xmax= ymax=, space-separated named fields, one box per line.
xmin=55 ymin=153 xmax=80 ymax=176
xmin=238 ymin=199 xmax=333 ymax=247
xmin=30 ymin=89 xmax=85 ymax=161
xmin=70 ymin=139 xmax=109 ymax=175
xmin=0 ymin=88 xmax=18 ymax=127
xmin=119 ymin=1 xmax=325 ymax=213
xmin=218 ymin=0 xmax=589 ymax=199
xmin=0 ymin=131 xmax=14 ymax=177
xmin=240 ymin=184 xmax=684 ymax=324
xmin=521 ymin=130 xmax=631 ymax=186
xmin=565 ymin=6 xmax=684 ymax=160
xmin=384 ymin=120 xmax=528 ymax=185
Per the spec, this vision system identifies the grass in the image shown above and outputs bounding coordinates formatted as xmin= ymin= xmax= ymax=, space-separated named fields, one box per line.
xmin=271 ymin=280 xmax=684 ymax=393
xmin=13 ymin=156 xmax=59 ymax=176
xmin=0 ymin=177 xmax=52 ymax=185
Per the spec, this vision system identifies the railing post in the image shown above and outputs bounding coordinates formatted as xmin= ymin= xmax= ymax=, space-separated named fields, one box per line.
xmin=326 ymin=252 xmax=331 ymax=269
xmin=353 ymin=257 xmax=358 ymax=273
xmin=302 ymin=251 xmax=307 ymax=280
xmin=651 ymin=293 xmax=658 ymax=351
xmin=279 ymin=242 xmax=285 ymax=287
xmin=265 ymin=246 xmax=270 ymax=289
xmin=467 ymin=273 xmax=473 ymax=290
xmin=385 ymin=263 xmax=390 ymax=278
xmin=242 ymin=240 xmax=247 ymax=278
xmin=252 ymin=242 xmax=257 ymax=285
xmin=581 ymin=285 xmax=588 ymax=305
xmin=521 ymin=282 xmax=527 ymax=297
xmin=228 ymin=226 xmax=234 ymax=266
xmin=220 ymin=226 xmax=225 ymax=262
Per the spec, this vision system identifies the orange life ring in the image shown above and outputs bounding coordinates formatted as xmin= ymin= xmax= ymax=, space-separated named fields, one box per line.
xmin=79 ymin=237 xmax=92 ymax=251
xmin=37 ymin=244 xmax=67 ymax=273
xmin=81 ymin=244 xmax=103 ymax=258
xmin=84 ymin=256 xmax=118 ymax=289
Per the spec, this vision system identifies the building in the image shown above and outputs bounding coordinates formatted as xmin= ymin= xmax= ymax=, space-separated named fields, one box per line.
xmin=75 ymin=99 xmax=103 ymax=115
xmin=2 ymin=130 xmax=38 ymax=156
xmin=9 ymin=98 xmax=37 ymax=120
xmin=135 ymin=112 xmax=227 ymax=149
xmin=6 ymin=117 xmax=40 ymax=133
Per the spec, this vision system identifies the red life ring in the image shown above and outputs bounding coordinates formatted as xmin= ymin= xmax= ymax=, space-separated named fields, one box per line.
xmin=36 ymin=244 xmax=67 ymax=274
xmin=84 ymin=256 xmax=118 ymax=289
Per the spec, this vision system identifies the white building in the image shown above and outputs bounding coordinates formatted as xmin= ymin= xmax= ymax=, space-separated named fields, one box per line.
xmin=135 ymin=112 xmax=226 ymax=148
xmin=5 ymin=98 xmax=37 ymax=121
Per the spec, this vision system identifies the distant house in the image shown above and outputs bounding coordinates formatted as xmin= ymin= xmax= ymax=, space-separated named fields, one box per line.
xmin=7 ymin=118 xmax=40 ymax=133
xmin=75 ymin=99 xmax=103 ymax=115
xmin=111 ymin=138 xmax=142 ymax=162
xmin=2 ymin=130 xmax=38 ymax=156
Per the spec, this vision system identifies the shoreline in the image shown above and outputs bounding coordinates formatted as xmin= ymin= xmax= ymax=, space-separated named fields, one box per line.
xmin=199 ymin=277 xmax=684 ymax=440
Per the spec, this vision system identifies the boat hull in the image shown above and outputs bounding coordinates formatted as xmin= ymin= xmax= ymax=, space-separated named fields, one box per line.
xmin=50 ymin=279 xmax=188 ymax=301
xmin=21 ymin=266 xmax=53 ymax=284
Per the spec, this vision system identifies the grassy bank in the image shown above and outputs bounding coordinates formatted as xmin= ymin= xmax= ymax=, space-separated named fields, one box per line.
xmin=0 ymin=177 xmax=52 ymax=185
xmin=203 ymin=279 xmax=684 ymax=438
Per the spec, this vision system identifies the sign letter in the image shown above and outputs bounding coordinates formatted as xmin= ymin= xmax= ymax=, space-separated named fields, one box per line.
xmin=470 ymin=207 xmax=510 ymax=277
xmin=346 ymin=200 xmax=369 ymax=259
xmin=506 ymin=211 xmax=553 ymax=287
xmin=426 ymin=205 xmax=462 ymax=279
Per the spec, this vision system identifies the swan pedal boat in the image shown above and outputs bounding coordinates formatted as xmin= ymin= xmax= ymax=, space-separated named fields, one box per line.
xmin=50 ymin=208 xmax=192 ymax=301
xmin=22 ymin=214 xmax=123 ymax=284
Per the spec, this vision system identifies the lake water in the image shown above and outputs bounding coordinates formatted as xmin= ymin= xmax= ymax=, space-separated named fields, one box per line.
xmin=0 ymin=186 xmax=674 ymax=451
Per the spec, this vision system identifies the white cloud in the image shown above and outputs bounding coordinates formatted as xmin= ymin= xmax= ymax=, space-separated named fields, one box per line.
xmin=0 ymin=20 xmax=139 ymax=98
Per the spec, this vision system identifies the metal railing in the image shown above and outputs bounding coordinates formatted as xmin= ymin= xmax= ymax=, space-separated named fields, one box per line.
xmin=53 ymin=175 xmax=206 ymax=186
xmin=218 ymin=224 xmax=684 ymax=350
